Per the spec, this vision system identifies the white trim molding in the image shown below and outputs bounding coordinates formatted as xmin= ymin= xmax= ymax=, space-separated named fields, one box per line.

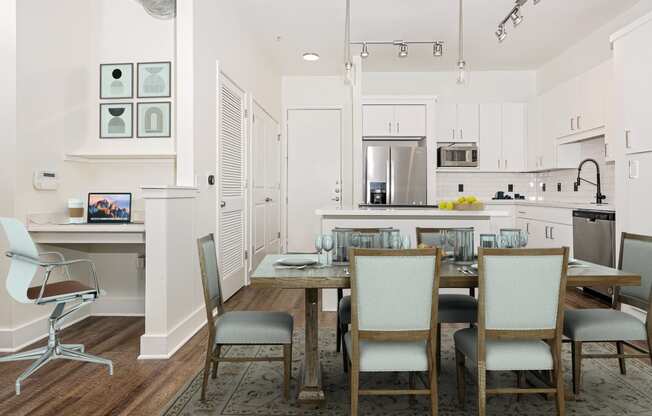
xmin=138 ymin=304 xmax=206 ymax=360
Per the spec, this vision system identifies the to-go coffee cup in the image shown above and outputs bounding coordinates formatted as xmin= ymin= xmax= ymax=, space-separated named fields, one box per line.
xmin=68 ymin=199 xmax=84 ymax=224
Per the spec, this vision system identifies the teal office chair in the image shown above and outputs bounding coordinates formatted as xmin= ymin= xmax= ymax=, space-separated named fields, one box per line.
xmin=0 ymin=218 xmax=113 ymax=395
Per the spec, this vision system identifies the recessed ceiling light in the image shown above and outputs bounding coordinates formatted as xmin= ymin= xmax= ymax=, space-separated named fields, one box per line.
xmin=302 ymin=52 xmax=320 ymax=62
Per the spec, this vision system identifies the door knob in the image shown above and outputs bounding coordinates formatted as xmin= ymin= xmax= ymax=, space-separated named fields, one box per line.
xmin=220 ymin=201 xmax=226 ymax=208
xmin=332 ymin=196 xmax=340 ymax=202
xmin=265 ymin=197 xmax=272 ymax=202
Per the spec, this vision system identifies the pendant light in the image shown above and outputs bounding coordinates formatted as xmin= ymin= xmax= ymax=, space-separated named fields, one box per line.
xmin=456 ymin=0 xmax=468 ymax=85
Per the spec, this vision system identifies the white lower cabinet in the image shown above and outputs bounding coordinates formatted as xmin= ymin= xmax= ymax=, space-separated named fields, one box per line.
xmin=517 ymin=217 xmax=572 ymax=253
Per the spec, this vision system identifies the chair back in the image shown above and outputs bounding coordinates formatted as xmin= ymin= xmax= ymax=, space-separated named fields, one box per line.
xmin=197 ymin=234 xmax=224 ymax=333
xmin=478 ymin=248 xmax=569 ymax=338
xmin=416 ymin=227 xmax=449 ymax=247
xmin=0 ymin=218 xmax=39 ymax=304
xmin=618 ymin=233 xmax=652 ymax=311
xmin=349 ymin=248 xmax=440 ymax=336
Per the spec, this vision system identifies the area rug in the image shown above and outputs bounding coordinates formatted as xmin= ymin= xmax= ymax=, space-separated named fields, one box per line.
xmin=163 ymin=328 xmax=652 ymax=415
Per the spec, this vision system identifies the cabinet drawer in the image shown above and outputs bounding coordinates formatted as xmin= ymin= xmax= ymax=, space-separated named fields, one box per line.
xmin=515 ymin=205 xmax=573 ymax=226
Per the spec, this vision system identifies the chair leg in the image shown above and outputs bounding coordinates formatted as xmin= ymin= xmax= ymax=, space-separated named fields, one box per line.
xmin=212 ymin=345 xmax=221 ymax=379
xmin=436 ymin=323 xmax=442 ymax=374
xmin=616 ymin=341 xmax=627 ymax=375
xmin=350 ymin=367 xmax=359 ymax=416
xmin=455 ymin=348 xmax=466 ymax=408
xmin=478 ymin=363 xmax=487 ymax=416
xmin=201 ymin=342 xmax=214 ymax=402
xmin=553 ymin=342 xmax=565 ymax=416
xmin=283 ymin=344 xmax=292 ymax=400
xmin=14 ymin=348 xmax=53 ymax=395
xmin=428 ymin=352 xmax=438 ymax=416
xmin=516 ymin=371 xmax=525 ymax=402
xmin=408 ymin=372 xmax=417 ymax=406
xmin=342 ymin=325 xmax=349 ymax=373
xmin=571 ymin=341 xmax=582 ymax=396
xmin=0 ymin=346 xmax=48 ymax=362
xmin=336 ymin=316 xmax=342 ymax=353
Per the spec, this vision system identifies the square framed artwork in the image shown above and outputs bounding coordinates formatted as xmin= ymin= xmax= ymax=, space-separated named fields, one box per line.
xmin=100 ymin=63 xmax=133 ymax=99
xmin=100 ymin=103 xmax=133 ymax=139
xmin=137 ymin=62 xmax=171 ymax=98
xmin=137 ymin=102 xmax=171 ymax=138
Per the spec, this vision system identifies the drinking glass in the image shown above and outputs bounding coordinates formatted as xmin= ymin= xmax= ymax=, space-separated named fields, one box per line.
xmin=322 ymin=235 xmax=334 ymax=266
xmin=479 ymin=234 xmax=498 ymax=248
xmin=390 ymin=234 xmax=402 ymax=249
xmin=315 ymin=235 xmax=323 ymax=263
xmin=499 ymin=229 xmax=525 ymax=249
xmin=401 ymin=235 xmax=412 ymax=249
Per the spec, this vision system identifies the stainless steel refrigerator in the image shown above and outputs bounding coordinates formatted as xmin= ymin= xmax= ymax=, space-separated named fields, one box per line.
xmin=364 ymin=144 xmax=427 ymax=205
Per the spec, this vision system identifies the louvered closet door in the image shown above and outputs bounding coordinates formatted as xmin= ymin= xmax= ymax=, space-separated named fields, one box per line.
xmin=218 ymin=75 xmax=246 ymax=301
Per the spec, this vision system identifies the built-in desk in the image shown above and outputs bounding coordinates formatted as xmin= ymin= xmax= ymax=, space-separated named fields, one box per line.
xmin=28 ymin=223 xmax=145 ymax=245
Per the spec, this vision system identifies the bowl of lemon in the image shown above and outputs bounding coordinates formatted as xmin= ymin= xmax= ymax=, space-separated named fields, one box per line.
xmin=438 ymin=196 xmax=484 ymax=211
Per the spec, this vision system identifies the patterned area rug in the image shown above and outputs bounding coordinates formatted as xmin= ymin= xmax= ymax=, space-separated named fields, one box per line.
xmin=163 ymin=329 xmax=652 ymax=415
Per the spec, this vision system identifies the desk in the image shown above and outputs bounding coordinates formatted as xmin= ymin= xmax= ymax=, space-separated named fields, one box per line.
xmin=251 ymin=254 xmax=642 ymax=403
xmin=28 ymin=223 xmax=145 ymax=245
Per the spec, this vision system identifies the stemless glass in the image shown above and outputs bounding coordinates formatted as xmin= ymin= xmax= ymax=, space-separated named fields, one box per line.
xmin=390 ymin=234 xmax=402 ymax=250
xmin=322 ymin=235 xmax=334 ymax=266
xmin=401 ymin=235 xmax=412 ymax=249
xmin=315 ymin=235 xmax=324 ymax=263
xmin=479 ymin=234 xmax=498 ymax=248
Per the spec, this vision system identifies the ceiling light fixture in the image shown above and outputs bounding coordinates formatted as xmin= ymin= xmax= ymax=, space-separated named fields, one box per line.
xmin=398 ymin=43 xmax=408 ymax=58
xmin=302 ymin=52 xmax=320 ymax=62
xmin=344 ymin=0 xmax=352 ymax=72
xmin=457 ymin=0 xmax=467 ymax=85
xmin=360 ymin=42 xmax=370 ymax=59
xmin=433 ymin=41 xmax=443 ymax=57
xmin=496 ymin=0 xmax=541 ymax=42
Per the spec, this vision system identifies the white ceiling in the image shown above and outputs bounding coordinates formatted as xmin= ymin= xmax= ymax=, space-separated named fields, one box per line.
xmin=231 ymin=0 xmax=639 ymax=76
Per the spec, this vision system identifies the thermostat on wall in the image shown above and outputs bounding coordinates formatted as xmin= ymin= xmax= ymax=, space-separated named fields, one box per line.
xmin=33 ymin=170 xmax=59 ymax=191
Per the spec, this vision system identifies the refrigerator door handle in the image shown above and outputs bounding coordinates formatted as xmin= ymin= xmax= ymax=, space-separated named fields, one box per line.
xmin=389 ymin=155 xmax=395 ymax=205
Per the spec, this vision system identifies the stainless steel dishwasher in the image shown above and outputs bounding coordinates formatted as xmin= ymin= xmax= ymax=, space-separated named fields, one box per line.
xmin=572 ymin=209 xmax=616 ymax=301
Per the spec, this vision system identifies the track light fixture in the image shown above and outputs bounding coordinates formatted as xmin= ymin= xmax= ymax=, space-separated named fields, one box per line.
xmin=350 ymin=40 xmax=444 ymax=60
xmin=360 ymin=42 xmax=369 ymax=58
xmin=398 ymin=43 xmax=408 ymax=58
xmin=495 ymin=0 xmax=541 ymax=42
xmin=433 ymin=41 xmax=443 ymax=57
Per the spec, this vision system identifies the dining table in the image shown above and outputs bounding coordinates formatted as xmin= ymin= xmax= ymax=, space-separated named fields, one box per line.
xmin=250 ymin=253 xmax=642 ymax=403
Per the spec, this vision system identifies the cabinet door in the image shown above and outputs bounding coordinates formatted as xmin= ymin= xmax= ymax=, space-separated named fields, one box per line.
xmin=618 ymin=21 xmax=652 ymax=154
xmin=526 ymin=97 xmax=542 ymax=170
xmin=457 ymin=103 xmax=480 ymax=142
xmin=394 ymin=105 xmax=427 ymax=137
xmin=577 ymin=61 xmax=609 ymax=133
xmin=362 ymin=105 xmax=395 ymax=137
xmin=518 ymin=218 xmax=545 ymax=248
xmin=547 ymin=223 xmax=573 ymax=255
xmin=501 ymin=103 xmax=526 ymax=172
xmin=479 ymin=104 xmax=502 ymax=171
xmin=436 ymin=103 xmax=457 ymax=141
xmin=560 ymin=77 xmax=580 ymax=138
xmin=541 ymin=89 xmax=558 ymax=168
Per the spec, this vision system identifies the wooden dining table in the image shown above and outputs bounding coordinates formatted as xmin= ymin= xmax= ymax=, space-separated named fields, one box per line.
xmin=250 ymin=253 xmax=641 ymax=403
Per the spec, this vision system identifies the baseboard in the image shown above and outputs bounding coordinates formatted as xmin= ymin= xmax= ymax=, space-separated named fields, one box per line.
xmin=0 ymin=309 xmax=90 ymax=353
xmin=90 ymin=296 xmax=145 ymax=317
xmin=138 ymin=304 xmax=206 ymax=360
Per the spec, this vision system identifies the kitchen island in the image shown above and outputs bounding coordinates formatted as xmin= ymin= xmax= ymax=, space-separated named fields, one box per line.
xmin=317 ymin=206 xmax=512 ymax=310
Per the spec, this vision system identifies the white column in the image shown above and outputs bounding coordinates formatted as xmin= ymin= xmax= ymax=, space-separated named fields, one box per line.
xmin=140 ymin=186 xmax=203 ymax=359
xmin=175 ymin=0 xmax=195 ymax=186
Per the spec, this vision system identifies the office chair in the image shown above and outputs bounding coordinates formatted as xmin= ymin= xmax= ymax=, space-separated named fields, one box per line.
xmin=0 ymin=218 xmax=113 ymax=395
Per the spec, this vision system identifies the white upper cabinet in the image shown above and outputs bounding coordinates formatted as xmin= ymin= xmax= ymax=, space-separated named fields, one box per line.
xmin=501 ymin=103 xmax=526 ymax=172
xmin=436 ymin=103 xmax=479 ymax=142
xmin=614 ymin=19 xmax=652 ymax=154
xmin=362 ymin=104 xmax=426 ymax=137
xmin=478 ymin=103 xmax=526 ymax=172
xmin=577 ymin=61 xmax=609 ymax=133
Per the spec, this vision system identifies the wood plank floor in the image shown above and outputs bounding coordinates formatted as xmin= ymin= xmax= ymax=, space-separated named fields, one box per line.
xmin=0 ymin=287 xmax=642 ymax=416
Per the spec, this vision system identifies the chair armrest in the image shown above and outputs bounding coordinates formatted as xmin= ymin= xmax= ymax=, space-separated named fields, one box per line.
xmin=39 ymin=251 xmax=71 ymax=280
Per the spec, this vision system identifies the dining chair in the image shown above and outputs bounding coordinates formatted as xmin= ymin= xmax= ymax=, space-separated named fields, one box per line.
xmin=417 ymin=227 xmax=478 ymax=370
xmin=0 ymin=218 xmax=113 ymax=395
xmin=346 ymin=248 xmax=441 ymax=416
xmin=454 ymin=247 xmax=569 ymax=416
xmin=197 ymin=234 xmax=293 ymax=401
xmin=563 ymin=232 xmax=652 ymax=396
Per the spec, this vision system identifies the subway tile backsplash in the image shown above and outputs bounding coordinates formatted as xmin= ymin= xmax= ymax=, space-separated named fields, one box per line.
xmin=436 ymin=137 xmax=615 ymax=204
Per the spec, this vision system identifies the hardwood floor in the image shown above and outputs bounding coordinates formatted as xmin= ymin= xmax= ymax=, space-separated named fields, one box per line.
xmin=0 ymin=287 xmax=643 ymax=415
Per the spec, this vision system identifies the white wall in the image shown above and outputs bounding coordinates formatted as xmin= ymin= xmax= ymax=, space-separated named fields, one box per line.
xmin=537 ymin=0 xmax=652 ymax=94
xmin=362 ymin=70 xmax=536 ymax=103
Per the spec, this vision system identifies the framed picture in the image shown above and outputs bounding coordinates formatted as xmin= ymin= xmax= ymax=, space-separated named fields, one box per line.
xmin=137 ymin=102 xmax=171 ymax=138
xmin=100 ymin=63 xmax=133 ymax=99
xmin=137 ymin=61 xmax=171 ymax=98
xmin=100 ymin=103 xmax=133 ymax=139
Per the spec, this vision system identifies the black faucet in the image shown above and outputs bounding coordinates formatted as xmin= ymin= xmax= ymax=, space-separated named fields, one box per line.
xmin=576 ymin=158 xmax=606 ymax=205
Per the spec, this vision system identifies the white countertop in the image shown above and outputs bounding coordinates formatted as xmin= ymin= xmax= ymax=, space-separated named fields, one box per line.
xmin=316 ymin=208 xmax=509 ymax=218
xmin=483 ymin=200 xmax=616 ymax=211
xmin=28 ymin=223 xmax=145 ymax=233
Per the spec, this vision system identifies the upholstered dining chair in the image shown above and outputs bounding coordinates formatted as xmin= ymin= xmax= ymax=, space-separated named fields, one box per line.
xmin=417 ymin=227 xmax=478 ymax=370
xmin=346 ymin=248 xmax=441 ymax=416
xmin=564 ymin=232 xmax=652 ymax=396
xmin=0 ymin=218 xmax=113 ymax=395
xmin=197 ymin=234 xmax=293 ymax=402
xmin=454 ymin=247 xmax=569 ymax=416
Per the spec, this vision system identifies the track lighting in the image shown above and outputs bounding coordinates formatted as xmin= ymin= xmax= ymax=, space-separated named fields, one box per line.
xmin=360 ymin=42 xmax=369 ymax=58
xmin=398 ymin=43 xmax=408 ymax=58
xmin=495 ymin=0 xmax=540 ymax=42
xmin=510 ymin=8 xmax=523 ymax=26
xmin=495 ymin=24 xmax=507 ymax=42
xmin=433 ymin=42 xmax=443 ymax=57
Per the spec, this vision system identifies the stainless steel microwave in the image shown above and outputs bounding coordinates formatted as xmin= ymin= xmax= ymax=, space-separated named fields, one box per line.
xmin=437 ymin=143 xmax=478 ymax=167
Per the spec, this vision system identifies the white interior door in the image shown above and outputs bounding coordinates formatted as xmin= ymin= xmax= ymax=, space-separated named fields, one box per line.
xmin=252 ymin=102 xmax=281 ymax=270
xmin=287 ymin=109 xmax=342 ymax=253
xmin=218 ymin=74 xmax=246 ymax=301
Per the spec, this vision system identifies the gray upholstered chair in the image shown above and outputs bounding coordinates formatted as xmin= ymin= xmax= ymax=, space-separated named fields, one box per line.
xmin=346 ymin=248 xmax=441 ymax=416
xmin=454 ymin=248 xmax=569 ymax=416
xmin=564 ymin=232 xmax=652 ymax=396
xmin=0 ymin=218 xmax=113 ymax=395
xmin=197 ymin=234 xmax=293 ymax=401
xmin=417 ymin=227 xmax=478 ymax=369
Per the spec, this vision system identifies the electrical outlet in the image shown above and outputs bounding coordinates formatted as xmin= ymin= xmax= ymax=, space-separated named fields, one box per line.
xmin=508 ymin=184 xmax=514 ymax=192
xmin=573 ymin=182 xmax=579 ymax=192
xmin=542 ymin=183 xmax=546 ymax=192
xmin=458 ymin=184 xmax=464 ymax=192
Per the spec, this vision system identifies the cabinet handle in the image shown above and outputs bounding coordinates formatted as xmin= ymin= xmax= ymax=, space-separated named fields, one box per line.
xmin=460 ymin=129 xmax=464 ymax=140
xmin=498 ymin=159 xmax=501 ymax=169
xmin=452 ymin=128 xmax=456 ymax=140
xmin=604 ymin=143 xmax=608 ymax=157
xmin=550 ymin=226 xmax=554 ymax=240
xmin=397 ymin=122 xmax=400 ymax=134
xmin=625 ymin=130 xmax=631 ymax=149
xmin=526 ymin=222 xmax=530 ymax=234
xmin=388 ymin=122 xmax=392 ymax=135
xmin=504 ymin=159 xmax=508 ymax=170
xmin=577 ymin=115 xmax=581 ymax=131
xmin=570 ymin=118 xmax=575 ymax=131
xmin=545 ymin=226 xmax=549 ymax=239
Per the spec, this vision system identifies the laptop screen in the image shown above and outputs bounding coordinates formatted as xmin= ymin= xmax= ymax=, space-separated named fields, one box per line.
xmin=87 ymin=193 xmax=132 ymax=224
